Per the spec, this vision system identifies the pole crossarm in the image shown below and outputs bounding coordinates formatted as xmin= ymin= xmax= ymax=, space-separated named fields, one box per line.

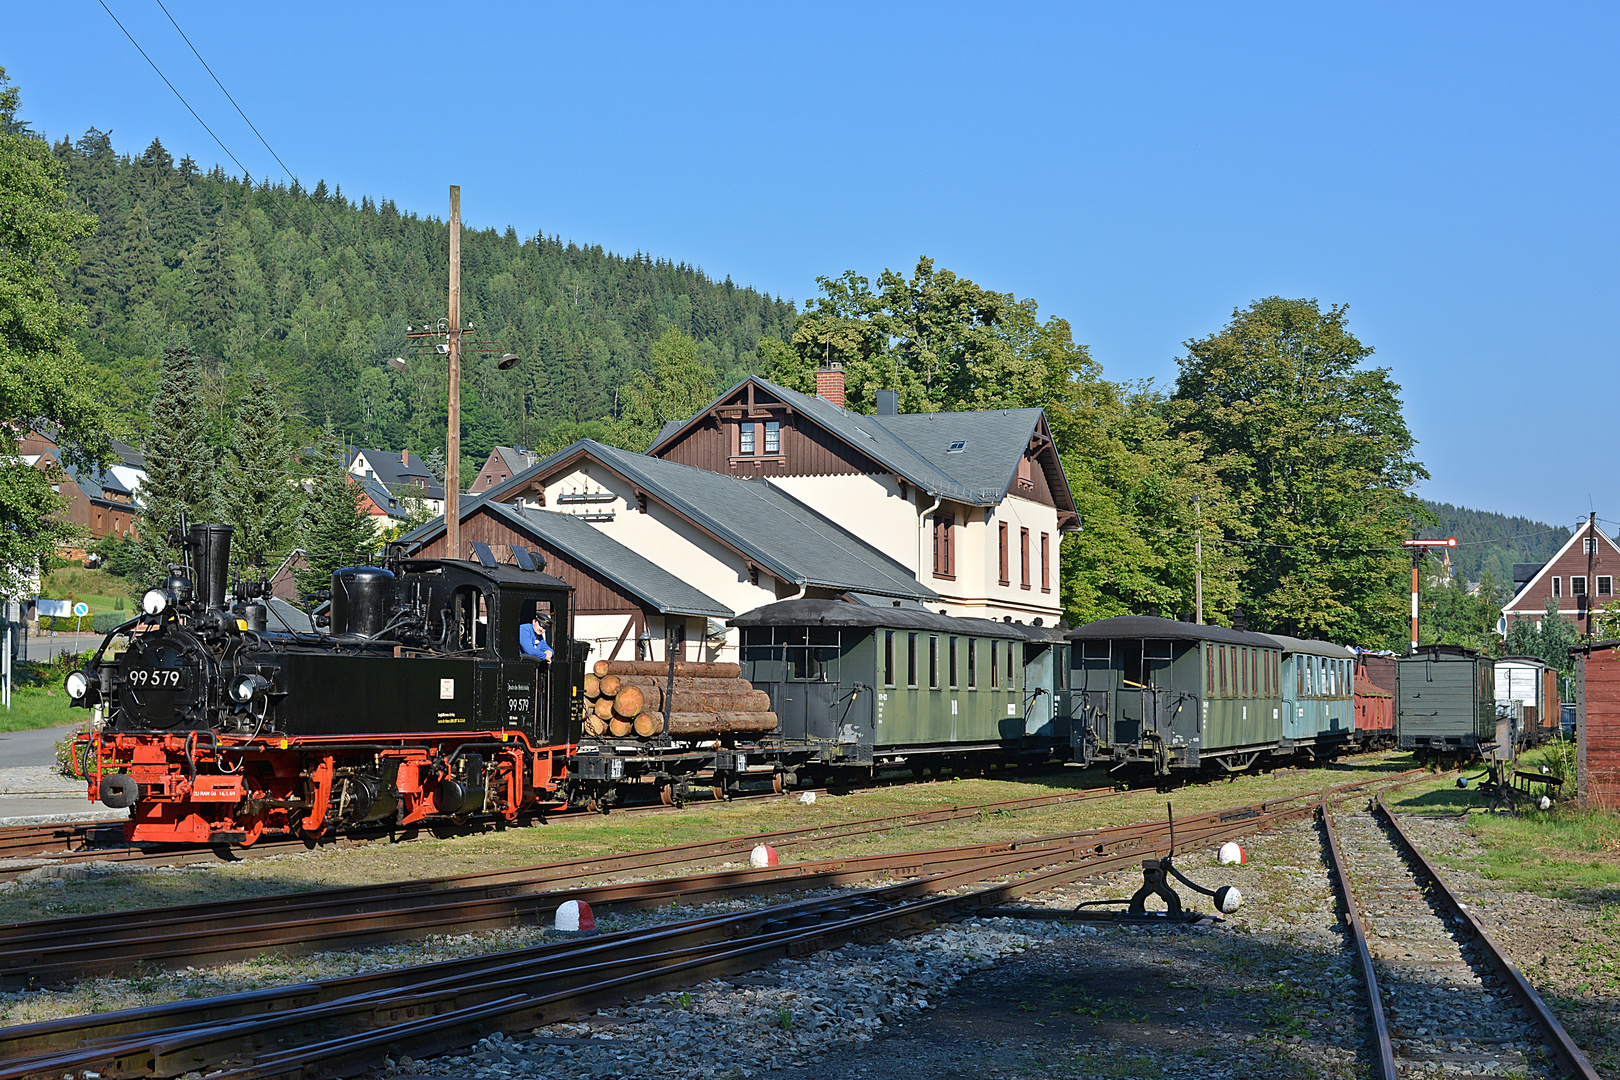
xmin=1402 ymin=536 xmax=1458 ymax=653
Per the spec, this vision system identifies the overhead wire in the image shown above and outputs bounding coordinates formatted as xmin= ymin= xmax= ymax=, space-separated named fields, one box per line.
xmin=95 ymin=0 xmax=253 ymax=179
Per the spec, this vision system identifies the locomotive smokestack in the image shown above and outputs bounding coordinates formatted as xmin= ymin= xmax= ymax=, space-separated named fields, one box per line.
xmin=190 ymin=524 xmax=234 ymax=611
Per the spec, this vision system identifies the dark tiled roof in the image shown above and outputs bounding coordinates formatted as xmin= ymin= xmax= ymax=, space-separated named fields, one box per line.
xmin=1263 ymin=634 xmax=1356 ymax=658
xmin=492 ymin=503 xmax=731 ymax=619
xmin=350 ymin=447 xmax=446 ymax=501
xmin=355 ymin=474 xmax=408 ymax=518
xmin=873 ymin=408 xmax=1049 ymax=505
xmin=730 ymin=598 xmax=1024 ymax=639
xmin=482 ymin=440 xmax=937 ymax=602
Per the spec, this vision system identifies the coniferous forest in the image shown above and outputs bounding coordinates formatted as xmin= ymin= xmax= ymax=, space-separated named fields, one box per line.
xmin=52 ymin=129 xmax=796 ymax=469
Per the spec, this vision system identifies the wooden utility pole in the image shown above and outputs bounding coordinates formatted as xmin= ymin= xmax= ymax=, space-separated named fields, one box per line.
xmin=446 ymin=185 xmax=462 ymax=562
xmin=1584 ymin=511 xmax=1597 ymax=639
xmin=1194 ymin=496 xmax=1203 ymax=625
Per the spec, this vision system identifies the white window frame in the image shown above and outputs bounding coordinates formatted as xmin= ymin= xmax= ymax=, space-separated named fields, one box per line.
xmin=1600 ymin=576 xmax=1614 ymax=597
xmin=1572 ymin=575 xmax=1588 ymax=597
xmin=1552 ymin=576 xmax=1561 ymax=598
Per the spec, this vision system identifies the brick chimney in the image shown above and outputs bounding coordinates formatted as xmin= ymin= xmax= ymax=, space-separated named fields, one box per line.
xmin=401 ymin=448 xmax=409 ymax=467
xmin=815 ymin=360 xmax=845 ymax=409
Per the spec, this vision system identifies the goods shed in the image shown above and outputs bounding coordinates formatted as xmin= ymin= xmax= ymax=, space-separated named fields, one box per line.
xmin=1574 ymin=640 xmax=1620 ymax=809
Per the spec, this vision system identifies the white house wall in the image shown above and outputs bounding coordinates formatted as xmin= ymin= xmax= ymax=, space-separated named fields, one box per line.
xmin=768 ymin=473 xmax=921 ymax=572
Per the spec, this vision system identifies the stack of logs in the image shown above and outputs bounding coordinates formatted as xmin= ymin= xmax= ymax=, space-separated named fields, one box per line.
xmin=581 ymin=659 xmax=779 ymax=739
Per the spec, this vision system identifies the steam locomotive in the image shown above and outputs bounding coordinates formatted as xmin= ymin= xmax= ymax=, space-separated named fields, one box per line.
xmin=66 ymin=524 xmax=586 ymax=844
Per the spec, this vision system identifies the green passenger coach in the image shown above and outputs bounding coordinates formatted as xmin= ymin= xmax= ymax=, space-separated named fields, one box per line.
xmin=1067 ymin=616 xmax=1286 ymax=773
xmin=733 ymin=599 xmax=1031 ymax=768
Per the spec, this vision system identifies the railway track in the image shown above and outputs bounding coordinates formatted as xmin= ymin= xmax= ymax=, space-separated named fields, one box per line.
xmin=0 ymin=778 xmax=1338 ymax=1080
xmin=1321 ymin=791 xmax=1600 ymax=1080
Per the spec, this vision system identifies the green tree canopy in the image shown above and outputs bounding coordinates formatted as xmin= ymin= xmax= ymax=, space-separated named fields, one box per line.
xmin=1505 ymin=597 xmax=1580 ymax=676
xmin=221 ymin=367 xmax=300 ymax=566
xmin=137 ymin=341 xmax=221 ymax=583
xmin=295 ymin=424 xmax=376 ymax=595
xmin=1171 ymin=298 xmax=1428 ymax=644
xmin=611 ymin=327 xmax=717 ymax=451
xmin=0 ymin=67 xmax=115 ymax=590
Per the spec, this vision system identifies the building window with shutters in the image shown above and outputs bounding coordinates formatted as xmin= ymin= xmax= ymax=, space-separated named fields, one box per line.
xmin=933 ymin=512 xmax=956 ymax=579
xmin=998 ymin=523 xmax=1010 ymax=586
xmin=764 ymin=421 xmax=780 ymax=455
xmin=1040 ymin=532 xmax=1050 ymax=592
xmin=1020 ymin=528 xmax=1031 ymax=590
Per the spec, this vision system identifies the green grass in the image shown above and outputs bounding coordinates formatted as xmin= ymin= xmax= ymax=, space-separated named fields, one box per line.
xmin=42 ymin=566 xmax=132 ymax=615
xmin=0 ymin=684 xmax=83 ymax=733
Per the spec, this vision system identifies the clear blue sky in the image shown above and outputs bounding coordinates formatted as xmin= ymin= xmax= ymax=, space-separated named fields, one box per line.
xmin=7 ymin=2 xmax=1616 ymax=531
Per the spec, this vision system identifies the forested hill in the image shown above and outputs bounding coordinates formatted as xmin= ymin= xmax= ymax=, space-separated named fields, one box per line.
xmin=1420 ymin=500 xmax=1571 ymax=584
xmin=52 ymin=130 xmax=796 ymax=464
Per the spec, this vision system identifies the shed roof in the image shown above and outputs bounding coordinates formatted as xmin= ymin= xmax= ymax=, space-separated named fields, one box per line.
xmin=398 ymin=498 xmax=732 ymax=619
xmin=1398 ymin=643 xmax=1482 ymax=660
xmin=1067 ymin=615 xmax=1279 ymax=648
xmin=485 ymin=440 xmax=937 ymax=601
xmin=729 ymin=598 xmax=1025 ymax=639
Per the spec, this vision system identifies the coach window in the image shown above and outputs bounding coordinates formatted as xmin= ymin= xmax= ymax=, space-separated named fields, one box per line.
xmin=808 ymin=626 xmax=840 ymax=682
xmin=967 ymin=639 xmax=977 ymax=689
xmin=949 ymin=636 xmax=959 ymax=689
xmin=1007 ymin=638 xmax=1016 ymax=685
xmin=448 ymin=586 xmax=491 ymax=652
xmin=507 ymin=595 xmax=556 ymax=659
xmin=991 ymin=641 xmax=1001 ymax=689
xmin=1207 ymin=648 xmax=1216 ymax=695
xmin=884 ymin=631 xmax=896 ymax=687
xmin=928 ymin=636 xmax=940 ymax=689
xmin=781 ymin=626 xmax=809 ymax=679
xmin=1144 ymin=639 xmax=1174 ymax=688
xmin=907 ymin=633 xmax=918 ymax=688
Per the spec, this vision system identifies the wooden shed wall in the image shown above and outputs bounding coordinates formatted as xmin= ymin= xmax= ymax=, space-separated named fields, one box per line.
xmin=1579 ymin=646 xmax=1620 ymax=810
xmin=412 ymin=509 xmax=642 ymax=616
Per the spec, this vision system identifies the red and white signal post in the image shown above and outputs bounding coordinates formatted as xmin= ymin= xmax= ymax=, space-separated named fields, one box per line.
xmin=1402 ymin=536 xmax=1458 ymax=653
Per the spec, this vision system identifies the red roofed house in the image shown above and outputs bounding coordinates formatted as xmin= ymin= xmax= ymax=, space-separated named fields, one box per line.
xmin=1502 ymin=520 xmax=1620 ymax=637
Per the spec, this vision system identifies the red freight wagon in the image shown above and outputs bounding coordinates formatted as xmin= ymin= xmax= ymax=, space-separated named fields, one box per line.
xmin=1575 ymin=640 xmax=1620 ymax=810
xmin=1353 ymin=654 xmax=1396 ymax=748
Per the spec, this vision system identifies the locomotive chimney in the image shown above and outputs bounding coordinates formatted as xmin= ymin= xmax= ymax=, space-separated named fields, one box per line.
xmin=189 ymin=524 xmax=234 ymax=611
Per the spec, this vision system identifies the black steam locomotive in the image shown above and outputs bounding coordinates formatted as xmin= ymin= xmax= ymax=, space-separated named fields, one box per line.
xmin=67 ymin=524 xmax=585 ymax=844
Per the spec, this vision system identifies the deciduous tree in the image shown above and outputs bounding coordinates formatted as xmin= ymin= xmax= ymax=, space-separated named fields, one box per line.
xmin=1171 ymin=298 xmax=1427 ymax=643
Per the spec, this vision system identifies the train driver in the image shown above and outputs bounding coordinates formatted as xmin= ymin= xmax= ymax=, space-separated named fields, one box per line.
xmin=520 ymin=609 xmax=554 ymax=661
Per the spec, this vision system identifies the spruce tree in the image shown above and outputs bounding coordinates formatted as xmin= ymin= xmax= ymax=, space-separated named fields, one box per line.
xmin=137 ymin=341 xmax=221 ymax=583
xmin=295 ymin=424 xmax=377 ymax=595
xmin=119 ymin=202 xmax=159 ymax=311
xmin=221 ymin=368 xmax=300 ymax=568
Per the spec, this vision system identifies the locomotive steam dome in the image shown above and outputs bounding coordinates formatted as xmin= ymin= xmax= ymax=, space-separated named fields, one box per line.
xmin=330 ymin=565 xmax=396 ymax=638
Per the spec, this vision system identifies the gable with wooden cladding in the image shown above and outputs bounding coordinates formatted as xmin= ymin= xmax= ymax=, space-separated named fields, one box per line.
xmin=654 ymin=380 xmax=891 ymax=481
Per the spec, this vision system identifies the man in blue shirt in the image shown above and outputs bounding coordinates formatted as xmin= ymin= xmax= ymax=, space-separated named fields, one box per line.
xmin=519 ymin=612 xmax=554 ymax=661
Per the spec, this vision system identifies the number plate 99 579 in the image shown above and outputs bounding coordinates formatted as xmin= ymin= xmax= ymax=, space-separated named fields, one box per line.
xmin=128 ymin=668 xmax=185 ymax=689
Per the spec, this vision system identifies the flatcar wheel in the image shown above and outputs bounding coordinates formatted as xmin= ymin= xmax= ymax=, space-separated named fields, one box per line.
xmin=772 ymin=772 xmax=785 ymax=795
xmin=660 ymin=783 xmax=675 ymax=807
xmin=712 ymin=784 xmax=728 ymax=802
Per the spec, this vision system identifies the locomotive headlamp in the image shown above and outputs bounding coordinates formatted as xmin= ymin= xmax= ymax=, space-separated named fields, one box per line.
xmin=142 ymin=588 xmax=173 ymax=616
xmin=64 ymin=671 xmax=91 ymax=700
xmin=229 ymin=673 xmax=271 ymax=703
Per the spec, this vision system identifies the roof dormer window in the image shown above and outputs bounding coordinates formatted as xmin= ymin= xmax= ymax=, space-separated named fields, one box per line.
xmin=947 ymin=440 xmax=966 ymax=453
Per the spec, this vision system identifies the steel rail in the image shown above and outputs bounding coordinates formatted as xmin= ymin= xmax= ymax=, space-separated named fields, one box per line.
xmin=0 ymin=801 xmax=1276 ymax=987
xmin=0 ymin=783 xmax=1131 ymax=943
xmin=1374 ymin=792 xmax=1602 ymax=1080
xmin=1317 ymin=801 xmax=1398 ymax=1079
xmin=0 ymin=796 xmax=1320 ymax=1080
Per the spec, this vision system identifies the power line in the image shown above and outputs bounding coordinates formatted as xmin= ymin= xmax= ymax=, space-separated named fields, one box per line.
xmin=95 ymin=0 xmax=252 ymax=179
xmin=152 ymin=0 xmax=297 ymax=183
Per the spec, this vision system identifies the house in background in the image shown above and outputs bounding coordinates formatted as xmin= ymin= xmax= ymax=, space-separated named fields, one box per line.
xmin=470 ymin=445 xmax=541 ymax=495
xmin=1502 ymin=522 xmax=1620 ymax=636
xmin=402 ymin=498 xmax=734 ymax=666
xmin=21 ymin=428 xmax=148 ymax=559
xmin=645 ymin=367 xmax=1078 ymax=625
xmin=346 ymin=447 xmax=445 ymax=517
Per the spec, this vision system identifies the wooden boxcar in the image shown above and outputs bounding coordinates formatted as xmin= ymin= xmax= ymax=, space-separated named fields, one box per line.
xmin=1353 ymin=655 xmax=1395 ymax=747
xmin=1575 ymin=640 xmax=1620 ymax=809
xmin=1494 ymin=656 xmax=1560 ymax=744
xmin=733 ymin=599 xmax=1030 ymax=767
xmin=1068 ymin=616 xmax=1284 ymax=773
xmin=1268 ymin=635 xmax=1357 ymax=755
xmin=1396 ymin=644 xmax=1496 ymax=756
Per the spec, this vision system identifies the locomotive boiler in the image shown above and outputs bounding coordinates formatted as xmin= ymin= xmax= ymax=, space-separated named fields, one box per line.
xmin=65 ymin=524 xmax=585 ymax=844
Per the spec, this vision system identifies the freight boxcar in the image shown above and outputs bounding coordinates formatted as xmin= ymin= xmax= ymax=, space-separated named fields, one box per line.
xmin=1352 ymin=655 xmax=1395 ymax=748
xmin=1494 ymin=655 xmax=1559 ymax=745
xmin=1269 ymin=636 xmax=1357 ymax=756
xmin=1396 ymin=644 xmax=1496 ymax=758
xmin=1068 ymin=617 xmax=1284 ymax=773
xmin=733 ymin=599 xmax=1031 ymax=771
